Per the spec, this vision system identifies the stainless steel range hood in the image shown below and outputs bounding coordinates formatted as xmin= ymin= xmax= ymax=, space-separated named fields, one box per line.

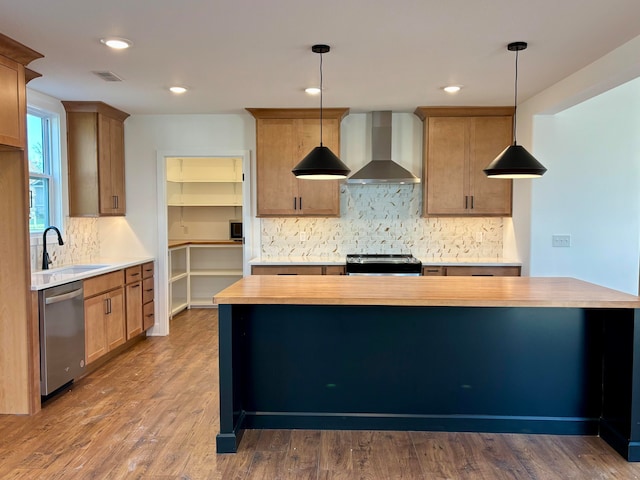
xmin=347 ymin=111 xmax=420 ymax=184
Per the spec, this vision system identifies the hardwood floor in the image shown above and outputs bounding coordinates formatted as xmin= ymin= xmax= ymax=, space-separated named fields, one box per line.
xmin=2 ymin=308 xmax=640 ymax=479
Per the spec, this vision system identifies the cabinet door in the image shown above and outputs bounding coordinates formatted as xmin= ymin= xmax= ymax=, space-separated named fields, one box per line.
xmin=297 ymin=118 xmax=341 ymax=215
xmin=109 ymin=117 xmax=126 ymax=214
xmin=256 ymin=118 xmax=298 ymax=215
xmin=85 ymin=294 xmax=108 ymax=364
xmin=469 ymin=116 xmax=512 ymax=215
xmin=125 ymin=282 xmax=143 ymax=339
xmin=0 ymin=55 xmax=25 ymax=148
xmin=425 ymin=117 xmax=468 ymax=215
xmin=98 ymin=115 xmax=126 ymax=215
xmin=105 ymin=288 xmax=126 ymax=351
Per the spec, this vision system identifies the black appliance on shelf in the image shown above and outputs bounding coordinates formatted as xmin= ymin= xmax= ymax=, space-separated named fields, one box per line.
xmin=346 ymin=254 xmax=422 ymax=276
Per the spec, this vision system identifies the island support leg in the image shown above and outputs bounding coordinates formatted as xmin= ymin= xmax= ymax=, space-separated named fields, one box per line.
xmin=601 ymin=308 xmax=640 ymax=461
xmin=216 ymin=304 xmax=244 ymax=453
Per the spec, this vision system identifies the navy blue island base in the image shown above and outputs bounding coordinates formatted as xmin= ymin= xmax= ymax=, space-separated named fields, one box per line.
xmin=214 ymin=276 xmax=640 ymax=461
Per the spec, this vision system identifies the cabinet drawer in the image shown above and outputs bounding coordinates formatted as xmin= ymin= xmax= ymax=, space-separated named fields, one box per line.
xmin=422 ymin=266 xmax=445 ymax=276
xmin=143 ymin=301 xmax=155 ymax=330
xmin=125 ymin=265 xmax=142 ymax=284
xmin=252 ymin=265 xmax=324 ymax=275
xmin=324 ymin=266 xmax=345 ymax=275
xmin=444 ymin=266 xmax=521 ymax=276
xmin=142 ymin=277 xmax=154 ymax=304
xmin=142 ymin=261 xmax=154 ymax=279
xmin=84 ymin=270 xmax=124 ymax=298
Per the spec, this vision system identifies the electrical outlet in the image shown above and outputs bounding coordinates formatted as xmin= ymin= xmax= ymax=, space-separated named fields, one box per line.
xmin=299 ymin=232 xmax=307 ymax=242
xmin=552 ymin=234 xmax=571 ymax=247
xmin=475 ymin=232 xmax=483 ymax=243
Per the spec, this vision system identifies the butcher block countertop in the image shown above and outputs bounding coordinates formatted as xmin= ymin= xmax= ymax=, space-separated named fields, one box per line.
xmin=214 ymin=276 xmax=640 ymax=309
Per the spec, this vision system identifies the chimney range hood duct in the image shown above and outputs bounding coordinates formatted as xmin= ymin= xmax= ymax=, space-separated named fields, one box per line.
xmin=347 ymin=111 xmax=420 ymax=184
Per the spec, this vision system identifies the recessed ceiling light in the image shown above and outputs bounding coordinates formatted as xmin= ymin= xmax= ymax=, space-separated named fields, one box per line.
xmin=100 ymin=37 xmax=132 ymax=50
xmin=169 ymin=86 xmax=188 ymax=94
xmin=443 ymin=85 xmax=462 ymax=93
xmin=305 ymin=87 xmax=321 ymax=95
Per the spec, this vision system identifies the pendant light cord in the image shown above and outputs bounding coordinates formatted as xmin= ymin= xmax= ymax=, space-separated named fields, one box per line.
xmin=512 ymin=48 xmax=519 ymax=145
xmin=319 ymin=51 xmax=324 ymax=147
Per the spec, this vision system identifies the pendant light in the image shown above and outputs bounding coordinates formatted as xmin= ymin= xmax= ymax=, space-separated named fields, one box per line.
xmin=292 ymin=44 xmax=350 ymax=180
xmin=484 ymin=42 xmax=547 ymax=178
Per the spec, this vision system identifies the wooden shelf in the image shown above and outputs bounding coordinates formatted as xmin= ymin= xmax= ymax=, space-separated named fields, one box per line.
xmin=170 ymin=272 xmax=188 ymax=282
xmin=171 ymin=302 xmax=188 ymax=316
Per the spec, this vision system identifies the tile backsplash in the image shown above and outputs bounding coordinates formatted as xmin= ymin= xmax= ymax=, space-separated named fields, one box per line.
xmin=31 ymin=217 xmax=99 ymax=271
xmin=261 ymin=184 xmax=504 ymax=259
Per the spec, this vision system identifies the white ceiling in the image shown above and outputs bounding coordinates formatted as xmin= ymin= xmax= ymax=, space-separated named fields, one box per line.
xmin=2 ymin=0 xmax=640 ymax=115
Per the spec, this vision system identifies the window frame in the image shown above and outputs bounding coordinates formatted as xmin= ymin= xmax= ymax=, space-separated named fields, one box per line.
xmin=27 ymin=105 xmax=62 ymax=236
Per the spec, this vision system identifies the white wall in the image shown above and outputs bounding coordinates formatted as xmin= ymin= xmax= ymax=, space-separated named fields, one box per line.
xmin=529 ymin=78 xmax=640 ymax=293
xmin=117 ymin=114 xmax=255 ymax=334
xmin=514 ymin=34 xmax=640 ymax=291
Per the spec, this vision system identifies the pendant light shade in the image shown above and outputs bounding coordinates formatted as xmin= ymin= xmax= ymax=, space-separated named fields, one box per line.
xmin=292 ymin=44 xmax=350 ymax=179
xmin=484 ymin=42 xmax=547 ymax=179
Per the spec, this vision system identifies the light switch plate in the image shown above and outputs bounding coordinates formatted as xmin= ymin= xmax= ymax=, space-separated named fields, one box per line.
xmin=552 ymin=234 xmax=571 ymax=247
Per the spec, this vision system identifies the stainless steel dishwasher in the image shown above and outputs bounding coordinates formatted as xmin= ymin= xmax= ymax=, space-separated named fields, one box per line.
xmin=39 ymin=280 xmax=86 ymax=396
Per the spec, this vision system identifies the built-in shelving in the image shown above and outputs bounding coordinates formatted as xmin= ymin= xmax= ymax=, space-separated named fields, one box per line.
xmin=168 ymin=242 xmax=243 ymax=314
xmin=166 ymin=156 xmax=245 ymax=315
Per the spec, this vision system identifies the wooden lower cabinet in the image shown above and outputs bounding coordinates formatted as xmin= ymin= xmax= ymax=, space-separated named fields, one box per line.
xmin=324 ymin=266 xmax=346 ymax=275
xmin=84 ymin=287 xmax=125 ymax=364
xmin=252 ymin=265 xmax=345 ymax=275
xmin=252 ymin=265 xmax=324 ymax=275
xmin=142 ymin=261 xmax=155 ymax=331
xmin=83 ymin=264 xmax=153 ymax=366
xmin=443 ymin=266 xmax=521 ymax=276
xmin=422 ymin=266 xmax=445 ymax=276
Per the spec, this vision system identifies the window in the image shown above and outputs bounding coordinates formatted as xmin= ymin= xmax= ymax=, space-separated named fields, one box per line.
xmin=27 ymin=108 xmax=61 ymax=234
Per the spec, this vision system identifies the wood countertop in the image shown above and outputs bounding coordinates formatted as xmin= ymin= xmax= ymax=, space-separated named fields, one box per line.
xmin=213 ymin=275 xmax=640 ymax=309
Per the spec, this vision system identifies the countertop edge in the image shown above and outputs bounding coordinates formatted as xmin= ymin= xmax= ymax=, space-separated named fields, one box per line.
xmin=30 ymin=257 xmax=155 ymax=291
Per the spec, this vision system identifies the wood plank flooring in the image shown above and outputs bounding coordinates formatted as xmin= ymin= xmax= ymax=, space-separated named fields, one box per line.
xmin=2 ymin=308 xmax=640 ymax=479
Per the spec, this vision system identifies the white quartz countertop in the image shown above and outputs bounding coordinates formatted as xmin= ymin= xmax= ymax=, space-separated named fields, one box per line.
xmin=30 ymin=257 xmax=154 ymax=291
xmin=249 ymin=256 xmax=522 ymax=267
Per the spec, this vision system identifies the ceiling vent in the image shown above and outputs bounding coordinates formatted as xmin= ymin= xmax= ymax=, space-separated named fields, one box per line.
xmin=92 ymin=71 xmax=123 ymax=82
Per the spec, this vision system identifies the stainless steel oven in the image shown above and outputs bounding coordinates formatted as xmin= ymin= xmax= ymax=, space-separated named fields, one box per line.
xmin=346 ymin=254 xmax=422 ymax=276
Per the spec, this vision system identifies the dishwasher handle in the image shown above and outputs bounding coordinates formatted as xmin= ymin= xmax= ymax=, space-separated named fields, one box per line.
xmin=45 ymin=288 xmax=83 ymax=305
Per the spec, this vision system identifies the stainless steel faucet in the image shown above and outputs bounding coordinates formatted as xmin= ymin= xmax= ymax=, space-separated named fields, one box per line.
xmin=42 ymin=226 xmax=64 ymax=270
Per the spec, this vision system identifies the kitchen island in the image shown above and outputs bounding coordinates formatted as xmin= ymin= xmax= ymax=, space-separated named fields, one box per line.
xmin=213 ymin=275 xmax=640 ymax=461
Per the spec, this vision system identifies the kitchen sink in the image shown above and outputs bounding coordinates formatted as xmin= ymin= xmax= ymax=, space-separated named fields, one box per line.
xmin=33 ymin=264 xmax=109 ymax=276
xmin=54 ymin=265 xmax=109 ymax=275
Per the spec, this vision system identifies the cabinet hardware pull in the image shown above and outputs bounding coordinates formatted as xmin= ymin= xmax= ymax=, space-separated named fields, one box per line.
xmin=145 ymin=289 xmax=153 ymax=292
xmin=299 ymin=197 xmax=302 ymax=210
xmin=131 ymin=272 xmax=140 ymax=276
xmin=470 ymin=196 xmax=474 ymax=209
xmin=132 ymin=284 xmax=140 ymax=289
xmin=464 ymin=196 xmax=468 ymax=209
xmin=293 ymin=197 xmax=297 ymax=210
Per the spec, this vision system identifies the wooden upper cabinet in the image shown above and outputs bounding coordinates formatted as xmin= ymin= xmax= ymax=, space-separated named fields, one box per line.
xmin=0 ymin=34 xmax=43 ymax=149
xmin=63 ymin=101 xmax=129 ymax=216
xmin=415 ymin=107 xmax=514 ymax=217
xmin=248 ymin=108 xmax=348 ymax=217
